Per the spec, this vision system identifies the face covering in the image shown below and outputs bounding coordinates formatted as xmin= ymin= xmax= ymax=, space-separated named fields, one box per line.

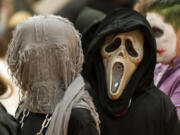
xmin=101 ymin=30 xmax=144 ymax=100
xmin=7 ymin=15 xmax=84 ymax=114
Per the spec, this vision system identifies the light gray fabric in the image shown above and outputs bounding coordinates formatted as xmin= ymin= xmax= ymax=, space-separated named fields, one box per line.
xmin=7 ymin=15 xmax=100 ymax=134
xmin=7 ymin=15 xmax=83 ymax=114
xmin=46 ymin=75 xmax=100 ymax=135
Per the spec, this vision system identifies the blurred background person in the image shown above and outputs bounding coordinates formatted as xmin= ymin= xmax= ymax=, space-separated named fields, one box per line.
xmin=134 ymin=0 xmax=155 ymax=16
xmin=146 ymin=0 xmax=180 ymax=119
xmin=13 ymin=0 xmax=137 ymax=24
xmin=57 ymin=0 xmax=136 ymax=23
xmin=14 ymin=0 xmax=70 ymax=14
xmin=0 ymin=0 xmax=32 ymax=115
xmin=0 ymin=0 xmax=13 ymax=33
xmin=0 ymin=0 xmax=18 ymax=116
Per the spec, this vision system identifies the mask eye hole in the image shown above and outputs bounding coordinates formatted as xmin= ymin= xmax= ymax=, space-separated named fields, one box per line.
xmin=125 ymin=39 xmax=138 ymax=57
xmin=105 ymin=38 xmax=121 ymax=53
xmin=152 ymin=26 xmax=163 ymax=38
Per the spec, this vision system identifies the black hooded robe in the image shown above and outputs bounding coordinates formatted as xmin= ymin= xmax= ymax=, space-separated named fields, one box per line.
xmin=83 ymin=8 xmax=180 ymax=135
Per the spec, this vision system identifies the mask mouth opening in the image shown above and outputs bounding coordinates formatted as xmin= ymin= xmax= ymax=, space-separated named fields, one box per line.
xmin=111 ymin=62 xmax=124 ymax=94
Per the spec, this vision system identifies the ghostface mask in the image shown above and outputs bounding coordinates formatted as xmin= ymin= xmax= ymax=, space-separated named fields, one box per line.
xmin=101 ymin=30 xmax=144 ymax=100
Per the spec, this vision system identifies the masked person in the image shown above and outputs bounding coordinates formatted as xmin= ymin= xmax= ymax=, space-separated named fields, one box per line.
xmin=146 ymin=0 xmax=180 ymax=119
xmin=83 ymin=8 xmax=180 ymax=135
xmin=7 ymin=15 xmax=100 ymax=135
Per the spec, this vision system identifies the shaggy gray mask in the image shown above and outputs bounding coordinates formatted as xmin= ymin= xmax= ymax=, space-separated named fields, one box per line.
xmin=7 ymin=15 xmax=100 ymax=135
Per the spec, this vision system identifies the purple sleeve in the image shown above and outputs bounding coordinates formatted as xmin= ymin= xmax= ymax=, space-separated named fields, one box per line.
xmin=170 ymin=83 xmax=180 ymax=120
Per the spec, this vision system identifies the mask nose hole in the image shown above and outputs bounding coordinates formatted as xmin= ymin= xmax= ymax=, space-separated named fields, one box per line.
xmin=119 ymin=52 xmax=124 ymax=57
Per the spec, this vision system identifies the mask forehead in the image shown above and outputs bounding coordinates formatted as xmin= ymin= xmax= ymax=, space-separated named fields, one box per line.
xmin=101 ymin=29 xmax=144 ymax=100
xmin=103 ymin=30 xmax=144 ymax=49
xmin=146 ymin=12 xmax=177 ymax=64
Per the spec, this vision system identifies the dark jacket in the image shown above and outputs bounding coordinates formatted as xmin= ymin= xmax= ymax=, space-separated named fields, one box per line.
xmin=83 ymin=8 xmax=180 ymax=135
xmin=0 ymin=103 xmax=20 ymax=135
xmin=19 ymin=108 xmax=98 ymax=135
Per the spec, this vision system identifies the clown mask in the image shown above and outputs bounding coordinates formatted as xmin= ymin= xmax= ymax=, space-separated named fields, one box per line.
xmin=101 ymin=30 xmax=144 ymax=100
xmin=146 ymin=12 xmax=177 ymax=64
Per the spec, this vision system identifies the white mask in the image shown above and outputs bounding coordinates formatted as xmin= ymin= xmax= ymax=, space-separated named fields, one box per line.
xmin=146 ymin=12 xmax=177 ymax=64
xmin=101 ymin=30 xmax=144 ymax=100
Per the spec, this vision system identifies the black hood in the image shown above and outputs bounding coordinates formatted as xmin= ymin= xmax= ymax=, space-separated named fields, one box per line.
xmin=83 ymin=8 xmax=157 ymax=116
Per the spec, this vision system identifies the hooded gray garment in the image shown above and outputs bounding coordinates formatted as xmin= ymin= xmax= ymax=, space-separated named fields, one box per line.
xmin=7 ymin=15 xmax=100 ymax=135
